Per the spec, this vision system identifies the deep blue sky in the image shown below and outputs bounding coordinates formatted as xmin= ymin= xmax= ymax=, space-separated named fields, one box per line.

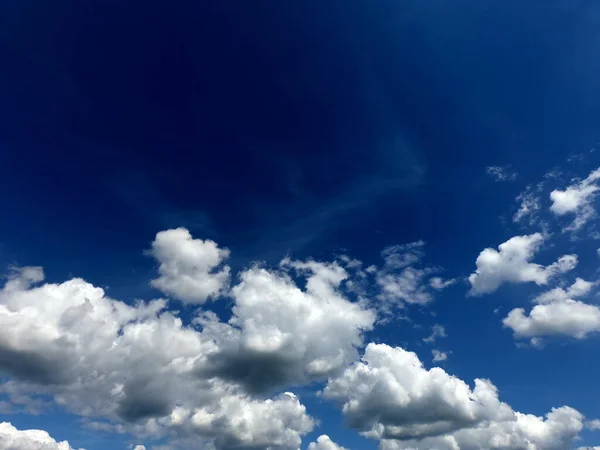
xmin=1 ymin=1 xmax=600 ymax=449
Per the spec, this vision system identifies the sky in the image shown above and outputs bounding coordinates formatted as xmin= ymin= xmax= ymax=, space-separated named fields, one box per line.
xmin=1 ymin=1 xmax=600 ymax=449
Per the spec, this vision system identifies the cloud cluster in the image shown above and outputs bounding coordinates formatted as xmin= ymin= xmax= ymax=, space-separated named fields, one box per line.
xmin=550 ymin=167 xmax=600 ymax=231
xmin=0 ymin=230 xmax=380 ymax=449
xmin=504 ymin=277 xmax=600 ymax=342
xmin=0 ymin=230 xmax=466 ymax=450
xmin=0 ymin=422 xmax=77 ymax=450
xmin=0 ymin=227 xmax=594 ymax=450
xmin=324 ymin=344 xmax=585 ymax=450
xmin=468 ymin=233 xmax=577 ymax=295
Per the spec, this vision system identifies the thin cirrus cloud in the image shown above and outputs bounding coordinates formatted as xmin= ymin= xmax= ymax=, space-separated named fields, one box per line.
xmin=486 ymin=165 xmax=518 ymax=182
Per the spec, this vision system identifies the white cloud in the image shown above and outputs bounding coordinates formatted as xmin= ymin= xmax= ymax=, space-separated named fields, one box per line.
xmin=0 ymin=238 xmax=379 ymax=449
xmin=429 ymin=277 xmax=456 ymax=290
xmin=486 ymin=165 xmax=518 ymax=182
xmin=148 ymin=228 xmax=230 ymax=304
xmin=0 ymin=422 xmax=78 ymax=450
xmin=0 ymin=264 xmax=318 ymax=449
xmin=380 ymin=406 xmax=584 ymax=450
xmin=324 ymin=344 xmax=585 ymax=449
xmin=513 ymin=188 xmax=541 ymax=224
xmin=323 ymin=343 xmax=515 ymax=440
xmin=431 ymin=350 xmax=448 ymax=362
xmin=550 ymin=167 xmax=600 ymax=231
xmin=374 ymin=242 xmax=450 ymax=309
xmin=207 ymin=259 xmax=376 ymax=392
xmin=586 ymin=419 xmax=600 ymax=430
xmin=504 ymin=278 xmax=600 ymax=342
xmin=423 ymin=324 xmax=446 ymax=343
xmin=307 ymin=435 xmax=348 ymax=450
xmin=468 ymin=233 xmax=577 ymax=295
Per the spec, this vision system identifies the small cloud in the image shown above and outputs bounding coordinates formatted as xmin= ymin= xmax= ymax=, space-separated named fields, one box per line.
xmin=550 ymin=166 xmax=600 ymax=232
xmin=513 ymin=187 xmax=541 ymax=225
xmin=486 ymin=165 xmax=518 ymax=182
xmin=586 ymin=419 xmax=600 ymax=430
xmin=432 ymin=349 xmax=449 ymax=362
xmin=468 ymin=233 xmax=578 ymax=295
xmin=429 ymin=277 xmax=456 ymax=290
xmin=423 ymin=324 xmax=447 ymax=343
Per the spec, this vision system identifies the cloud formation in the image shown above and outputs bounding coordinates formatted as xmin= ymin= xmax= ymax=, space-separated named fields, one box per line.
xmin=206 ymin=259 xmax=375 ymax=393
xmin=423 ymin=324 xmax=446 ymax=343
xmin=374 ymin=242 xmax=452 ymax=310
xmin=380 ymin=406 xmax=584 ymax=450
xmin=323 ymin=343 xmax=515 ymax=441
xmin=0 ymin=229 xmax=382 ymax=449
xmin=486 ymin=165 xmax=518 ymax=182
xmin=468 ymin=233 xmax=577 ymax=295
xmin=148 ymin=228 xmax=231 ymax=304
xmin=513 ymin=187 xmax=542 ymax=224
xmin=550 ymin=167 xmax=600 ymax=231
xmin=307 ymin=435 xmax=348 ymax=450
xmin=431 ymin=349 xmax=448 ymax=362
xmin=504 ymin=278 xmax=600 ymax=342
xmin=0 ymin=422 xmax=77 ymax=450
xmin=324 ymin=344 xmax=585 ymax=449
xmin=0 ymin=264 xmax=318 ymax=448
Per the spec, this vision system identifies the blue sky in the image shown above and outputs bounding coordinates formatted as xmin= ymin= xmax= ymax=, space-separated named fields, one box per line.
xmin=1 ymin=1 xmax=600 ymax=449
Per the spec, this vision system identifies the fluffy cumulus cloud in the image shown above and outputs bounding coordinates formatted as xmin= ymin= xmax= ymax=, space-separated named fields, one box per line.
xmin=324 ymin=344 xmax=585 ymax=450
xmin=204 ymin=259 xmax=376 ymax=393
xmin=323 ymin=343 xmax=515 ymax=441
xmin=1 ymin=227 xmax=593 ymax=450
xmin=504 ymin=277 xmax=600 ymax=342
xmin=550 ymin=167 xmax=600 ymax=231
xmin=380 ymin=406 xmax=584 ymax=450
xmin=0 ymin=422 xmax=77 ymax=450
xmin=307 ymin=435 xmax=348 ymax=450
xmin=468 ymin=233 xmax=577 ymax=295
xmin=0 ymin=229 xmax=383 ymax=449
xmin=148 ymin=228 xmax=231 ymax=304
xmin=0 ymin=267 xmax=315 ymax=448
